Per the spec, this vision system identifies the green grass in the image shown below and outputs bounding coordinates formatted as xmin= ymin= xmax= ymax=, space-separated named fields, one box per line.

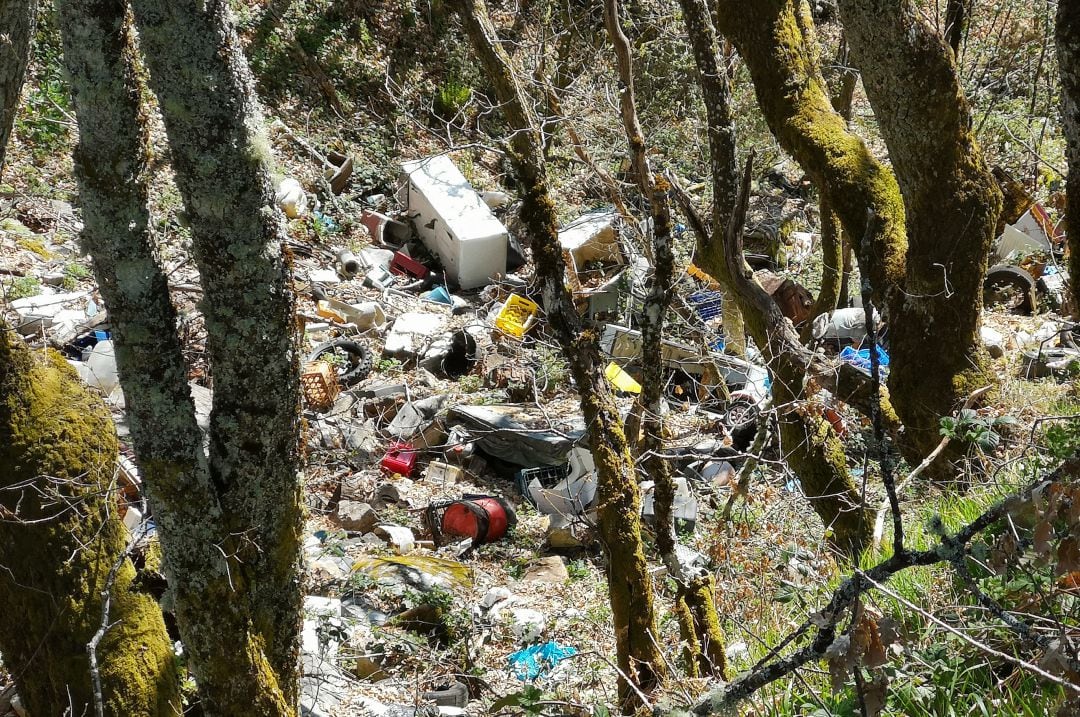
xmin=6 ymin=276 xmax=41 ymax=300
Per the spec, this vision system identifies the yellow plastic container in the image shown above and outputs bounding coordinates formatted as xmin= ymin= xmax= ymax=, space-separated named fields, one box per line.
xmin=687 ymin=263 xmax=721 ymax=290
xmin=494 ymin=294 xmax=540 ymax=338
xmin=604 ymin=362 xmax=642 ymax=394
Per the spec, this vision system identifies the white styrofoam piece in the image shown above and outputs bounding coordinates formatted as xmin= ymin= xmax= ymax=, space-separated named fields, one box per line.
xmin=402 ymin=156 xmax=508 ymax=289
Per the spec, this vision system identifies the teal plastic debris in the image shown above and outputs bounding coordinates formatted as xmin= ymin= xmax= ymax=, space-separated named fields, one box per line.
xmin=508 ymin=640 xmax=577 ymax=680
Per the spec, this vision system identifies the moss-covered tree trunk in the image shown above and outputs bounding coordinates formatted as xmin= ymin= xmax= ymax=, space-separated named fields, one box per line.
xmin=606 ymin=0 xmax=728 ymax=679
xmin=685 ymin=0 xmax=870 ymax=556
xmin=454 ymin=0 xmax=665 ymax=707
xmin=0 ymin=325 xmax=181 ymax=716
xmin=1057 ymin=0 xmax=1080 ymax=318
xmin=712 ymin=0 xmax=907 ymax=313
xmin=57 ymin=0 xmax=302 ymax=712
xmin=836 ymin=0 xmax=1001 ymax=467
xmin=0 ymin=0 xmax=35 ymax=175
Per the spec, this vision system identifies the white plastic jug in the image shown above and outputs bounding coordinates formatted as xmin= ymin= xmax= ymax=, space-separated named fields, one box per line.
xmin=84 ymin=340 xmax=119 ymax=395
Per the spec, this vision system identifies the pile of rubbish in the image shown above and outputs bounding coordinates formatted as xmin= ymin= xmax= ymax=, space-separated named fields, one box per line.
xmin=3 ymin=148 xmax=1078 ymax=716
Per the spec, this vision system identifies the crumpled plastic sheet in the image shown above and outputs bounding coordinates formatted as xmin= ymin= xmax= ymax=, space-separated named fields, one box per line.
xmin=839 ymin=345 xmax=890 ymax=377
xmin=507 ymin=640 xmax=578 ymax=680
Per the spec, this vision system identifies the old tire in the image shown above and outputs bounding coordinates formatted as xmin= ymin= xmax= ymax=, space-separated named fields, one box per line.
xmin=984 ymin=265 xmax=1036 ymax=315
xmin=306 ymin=339 xmax=373 ymax=386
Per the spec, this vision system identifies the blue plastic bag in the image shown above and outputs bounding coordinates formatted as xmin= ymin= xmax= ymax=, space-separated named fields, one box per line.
xmin=508 ymin=640 xmax=578 ymax=680
xmin=839 ymin=345 xmax=890 ymax=377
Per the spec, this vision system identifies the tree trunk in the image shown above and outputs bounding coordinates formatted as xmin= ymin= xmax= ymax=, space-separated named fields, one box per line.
xmin=836 ymin=0 xmax=1001 ymax=468
xmin=453 ymin=0 xmax=665 ymax=706
xmin=58 ymin=0 xmax=303 ymax=711
xmin=802 ymin=190 xmax=842 ymax=340
xmin=677 ymin=0 xmax=746 ymax=355
xmin=1057 ymin=0 xmax=1080 ymax=318
xmin=0 ymin=0 xmax=35 ymax=176
xmin=945 ymin=0 xmax=968 ymax=57
xmin=685 ymin=1 xmax=870 ymax=556
xmin=604 ymin=0 xmax=728 ymax=678
xmin=0 ymin=326 xmax=181 ymax=716
xmin=712 ymin=0 xmax=907 ymax=314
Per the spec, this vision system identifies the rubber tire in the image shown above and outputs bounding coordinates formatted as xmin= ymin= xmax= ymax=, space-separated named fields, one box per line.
xmin=984 ymin=264 xmax=1036 ymax=315
xmin=306 ymin=339 xmax=373 ymax=386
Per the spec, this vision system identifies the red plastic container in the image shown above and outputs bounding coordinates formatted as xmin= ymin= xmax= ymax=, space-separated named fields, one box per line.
xmin=389 ymin=251 xmax=430 ymax=279
xmin=381 ymin=442 xmax=417 ymax=476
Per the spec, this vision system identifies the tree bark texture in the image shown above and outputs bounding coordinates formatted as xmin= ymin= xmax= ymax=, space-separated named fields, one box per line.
xmin=712 ymin=0 xmax=907 ymax=314
xmin=683 ymin=2 xmax=870 ymax=556
xmin=0 ymin=326 xmax=181 ymax=716
xmin=453 ymin=0 xmax=665 ymax=705
xmin=836 ymin=0 xmax=1001 ymax=467
xmin=676 ymin=0 xmax=745 ymax=355
xmin=59 ymin=0 xmax=303 ymax=712
xmin=0 ymin=0 xmax=35 ymax=176
xmin=1057 ymin=0 xmax=1080 ymax=318
xmin=602 ymin=0 xmax=678 ymax=548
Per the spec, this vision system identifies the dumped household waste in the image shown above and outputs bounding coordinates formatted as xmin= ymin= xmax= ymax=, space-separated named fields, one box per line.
xmin=641 ymin=476 xmax=699 ymax=533
xmin=425 ymin=495 xmax=517 ymax=550
xmin=839 ymin=345 xmax=890 ymax=377
xmin=447 ymin=404 xmax=586 ymax=469
xmin=507 ymin=641 xmax=578 ymax=681
xmin=352 ymin=555 xmax=473 ymax=591
xmin=515 ymin=446 xmax=597 ymax=516
xmin=811 ymin=307 xmax=882 ymax=347
xmin=558 ymin=209 xmax=632 ymax=317
xmin=401 ymin=155 xmax=508 ymax=289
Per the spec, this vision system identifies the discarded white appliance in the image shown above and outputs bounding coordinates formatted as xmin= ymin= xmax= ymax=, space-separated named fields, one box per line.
xmin=401 ymin=156 xmax=508 ymax=289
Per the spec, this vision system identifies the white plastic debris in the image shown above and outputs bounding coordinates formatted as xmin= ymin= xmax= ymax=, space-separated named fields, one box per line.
xmin=72 ymin=340 xmax=122 ymax=402
xmin=373 ymin=524 xmax=415 ymax=554
xmin=510 ymin=608 xmax=546 ymax=643
xmin=480 ymin=190 xmax=510 ymax=209
xmin=275 ymin=177 xmax=307 ymax=218
xmin=384 ymin=312 xmax=447 ymax=357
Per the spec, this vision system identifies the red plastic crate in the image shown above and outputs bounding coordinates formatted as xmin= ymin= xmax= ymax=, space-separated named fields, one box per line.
xmin=381 ymin=441 xmax=417 ymax=476
xmin=389 ymin=251 xmax=430 ymax=279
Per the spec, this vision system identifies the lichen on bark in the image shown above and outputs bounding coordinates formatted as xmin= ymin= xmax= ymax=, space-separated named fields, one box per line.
xmin=57 ymin=0 xmax=303 ymax=710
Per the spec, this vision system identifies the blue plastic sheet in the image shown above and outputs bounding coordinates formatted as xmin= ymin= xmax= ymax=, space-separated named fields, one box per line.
xmin=508 ymin=640 xmax=578 ymax=680
xmin=839 ymin=345 xmax=890 ymax=377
